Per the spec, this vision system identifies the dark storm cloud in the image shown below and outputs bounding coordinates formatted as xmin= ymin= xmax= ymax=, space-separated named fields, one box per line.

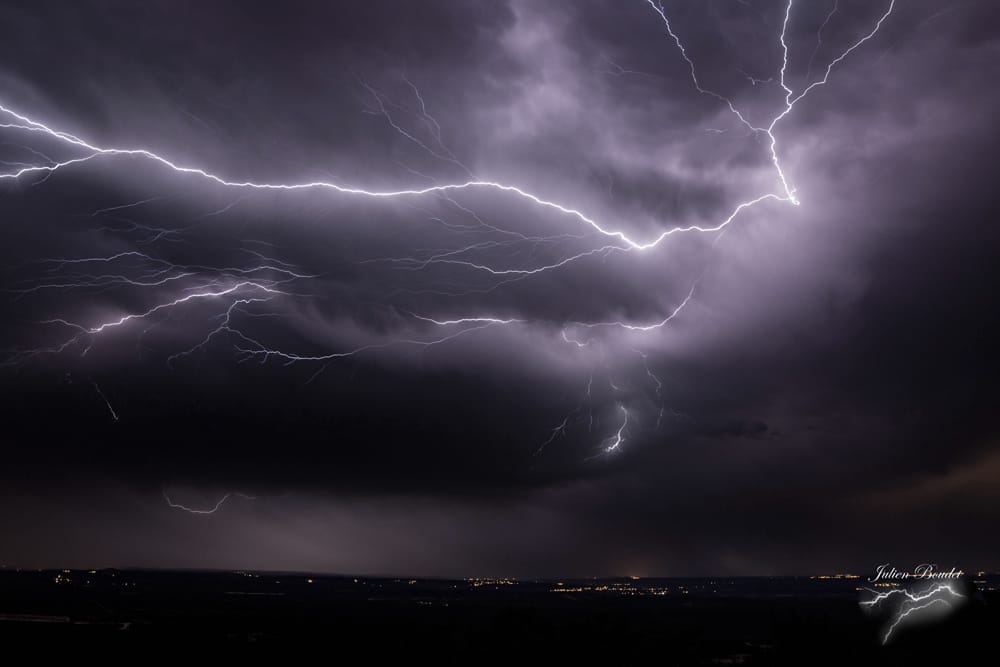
xmin=1 ymin=0 xmax=999 ymax=575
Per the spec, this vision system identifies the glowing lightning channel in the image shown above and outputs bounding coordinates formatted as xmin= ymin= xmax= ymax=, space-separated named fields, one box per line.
xmin=574 ymin=282 xmax=697 ymax=333
xmin=604 ymin=404 xmax=629 ymax=453
xmin=92 ymin=381 xmax=119 ymax=422
xmin=409 ymin=314 xmax=524 ymax=327
xmin=48 ymin=281 xmax=289 ymax=336
xmin=0 ymin=104 xmax=649 ymax=249
xmin=0 ymin=0 xmax=895 ymax=258
xmin=644 ymin=0 xmax=767 ymax=134
xmin=633 ymin=348 xmax=665 ymax=429
xmin=806 ymin=0 xmax=841 ymax=79
xmin=231 ymin=321 xmax=502 ymax=368
xmin=162 ymin=489 xmax=256 ymax=515
xmin=368 ymin=0 xmax=897 ymax=335
xmin=0 ymin=0 xmax=900 ymax=460
xmin=536 ymin=415 xmax=573 ymax=456
xmin=359 ymin=78 xmax=475 ymax=178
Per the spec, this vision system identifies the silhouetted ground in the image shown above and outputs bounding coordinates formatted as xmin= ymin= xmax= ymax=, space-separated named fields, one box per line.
xmin=0 ymin=569 xmax=995 ymax=663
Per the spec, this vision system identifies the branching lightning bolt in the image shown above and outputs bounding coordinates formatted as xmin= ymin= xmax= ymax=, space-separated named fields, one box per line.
xmin=1 ymin=0 xmax=897 ymax=459
xmin=0 ymin=1 xmax=894 ymax=253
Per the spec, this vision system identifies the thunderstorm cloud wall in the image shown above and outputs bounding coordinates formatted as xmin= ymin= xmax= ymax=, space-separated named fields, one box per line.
xmin=1 ymin=0 xmax=999 ymax=576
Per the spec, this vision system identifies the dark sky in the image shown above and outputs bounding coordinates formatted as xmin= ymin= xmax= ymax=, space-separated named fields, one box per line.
xmin=1 ymin=0 xmax=999 ymax=577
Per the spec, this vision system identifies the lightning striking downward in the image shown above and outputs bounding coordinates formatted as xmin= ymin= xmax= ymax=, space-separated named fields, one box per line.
xmin=0 ymin=1 xmax=898 ymax=470
xmin=92 ymin=381 xmax=119 ymax=422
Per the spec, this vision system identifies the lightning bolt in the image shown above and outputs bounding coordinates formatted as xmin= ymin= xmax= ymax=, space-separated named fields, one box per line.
xmin=603 ymin=404 xmax=629 ymax=453
xmin=92 ymin=381 xmax=119 ymax=422
xmin=633 ymin=348 xmax=666 ymax=429
xmin=806 ymin=0 xmax=841 ymax=79
xmin=0 ymin=1 xmax=895 ymax=252
xmin=0 ymin=0 xmax=898 ymax=459
xmin=162 ymin=489 xmax=256 ymax=515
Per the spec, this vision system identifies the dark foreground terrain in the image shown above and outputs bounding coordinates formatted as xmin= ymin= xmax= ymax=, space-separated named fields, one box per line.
xmin=0 ymin=569 xmax=995 ymax=663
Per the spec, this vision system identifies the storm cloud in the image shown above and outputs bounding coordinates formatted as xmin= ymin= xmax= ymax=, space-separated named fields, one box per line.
xmin=1 ymin=0 xmax=999 ymax=577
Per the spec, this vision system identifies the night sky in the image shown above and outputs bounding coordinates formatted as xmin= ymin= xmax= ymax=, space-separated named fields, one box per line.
xmin=1 ymin=0 xmax=999 ymax=577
